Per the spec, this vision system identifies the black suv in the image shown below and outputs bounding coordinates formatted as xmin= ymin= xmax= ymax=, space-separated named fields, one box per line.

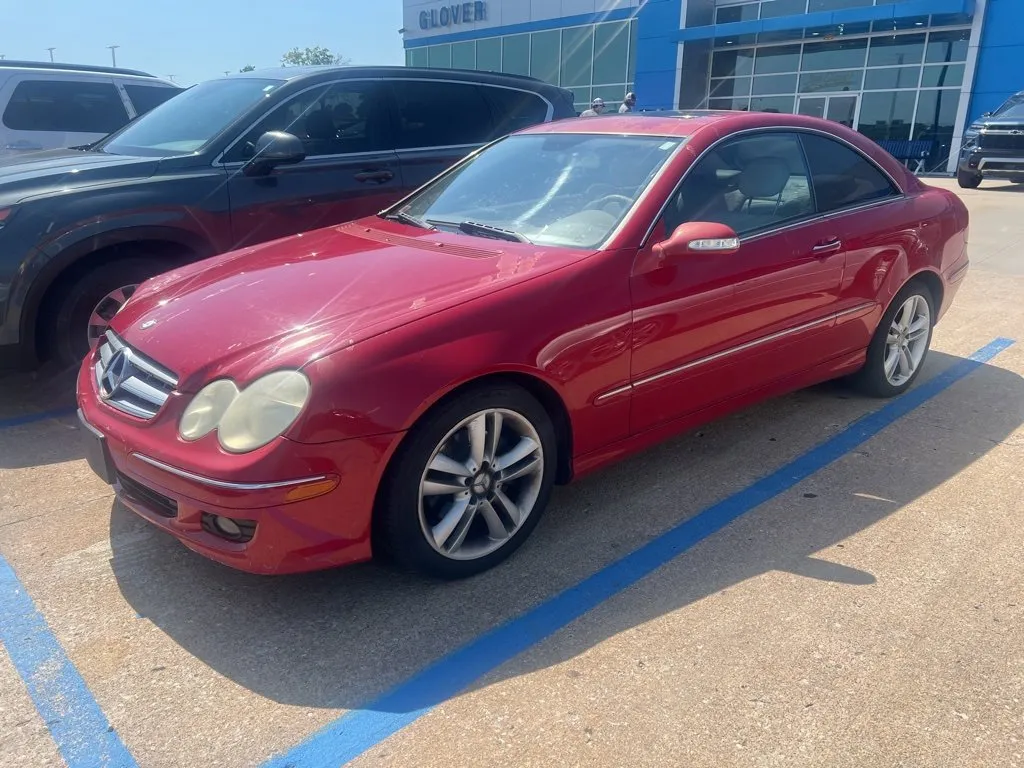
xmin=957 ymin=90 xmax=1024 ymax=188
xmin=0 ymin=66 xmax=576 ymax=369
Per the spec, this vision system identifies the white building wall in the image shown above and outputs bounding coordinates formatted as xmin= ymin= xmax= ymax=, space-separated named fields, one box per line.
xmin=403 ymin=0 xmax=643 ymax=43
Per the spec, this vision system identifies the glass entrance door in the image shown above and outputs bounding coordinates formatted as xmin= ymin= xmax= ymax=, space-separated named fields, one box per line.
xmin=798 ymin=95 xmax=858 ymax=128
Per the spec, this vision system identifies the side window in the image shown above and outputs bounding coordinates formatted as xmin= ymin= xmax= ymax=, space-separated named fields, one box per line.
xmin=800 ymin=133 xmax=898 ymax=212
xmin=2 ymin=79 xmax=128 ymax=133
xmin=481 ymin=86 xmax=549 ymax=139
xmin=224 ymin=81 xmax=391 ymax=163
xmin=391 ymin=80 xmax=494 ymax=149
xmin=123 ymin=84 xmax=180 ymax=116
xmin=663 ymin=132 xmax=814 ymax=236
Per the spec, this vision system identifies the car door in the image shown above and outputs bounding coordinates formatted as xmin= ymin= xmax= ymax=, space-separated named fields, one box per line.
xmin=628 ymin=131 xmax=846 ymax=434
xmin=223 ymin=79 xmax=401 ymax=249
xmin=796 ymin=131 xmax=907 ymax=355
xmin=0 ymin=75 xmax=130 ymax=156
xmin=388 ymin=78 xmax=499 ymax=193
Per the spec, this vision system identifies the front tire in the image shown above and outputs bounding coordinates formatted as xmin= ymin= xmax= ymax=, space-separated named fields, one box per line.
xmin=375 ymin=384 xmax=557 ymax=579
xmin=851 ymin=281 xmax=935 ymax=398
xmin=957 ymin=168 xmax=982 ymax=189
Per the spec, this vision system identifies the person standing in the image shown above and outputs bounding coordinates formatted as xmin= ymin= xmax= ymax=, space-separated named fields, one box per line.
xmin=619 ymin=92 xmax=637 ymax=113
xmin=580 ymin=97 xmax=606 ymax=117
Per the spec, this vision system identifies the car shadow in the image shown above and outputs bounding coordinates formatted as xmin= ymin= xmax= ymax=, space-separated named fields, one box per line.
xmin=109 ymin=350 xmax=1023 ymax=712
xmin=0 ymin=363 xmax=82 ymax=469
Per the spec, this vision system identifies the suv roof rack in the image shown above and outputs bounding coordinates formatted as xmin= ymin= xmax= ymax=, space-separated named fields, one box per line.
xmin=0 ymin=59 xmax=158 ymax=78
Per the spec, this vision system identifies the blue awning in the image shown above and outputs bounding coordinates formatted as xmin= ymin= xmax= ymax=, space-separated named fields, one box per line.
xmin=674 ymin=0 xmax=976 ymax=42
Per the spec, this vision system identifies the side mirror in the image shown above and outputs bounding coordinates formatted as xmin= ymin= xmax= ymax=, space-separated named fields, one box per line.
xmin=653 ymin=222 xmax=740 ymax=260
xmin=243 ymin=131 xmax=306 ymax=176
xmin=982 ymin=111 xmax=993 ymax=118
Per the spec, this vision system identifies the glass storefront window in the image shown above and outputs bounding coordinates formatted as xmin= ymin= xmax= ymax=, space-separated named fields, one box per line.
xmin=502 ymin=34 xmax=530 ymax=76
xmin=451 ymin=41 xmax=476 ymax=70
xmin=802 ymin=39 xmax=867 ymax=71
xmin=477 ymin=38 xmax=501 ymax=71
xmin=428 ymin=44 xmax=452 ymax=68
xmin=761 ymin=0 xmax=807 ymax=19
xmin=864 ymin=66 xmax=921 ymax=90
xmin=799 ymin=69 xmax=863 ymax=93
xmin=750 ymin=95 xmax=795 ymax=114
xmin=751 ymin=74 xmax=798 ymax=95
xmin=627 ymin=20 xmax=638 ymax=82
xmin=926 ymin=30 xmax=970 ymax=63
xmin=808 ymin=0 xmax=872 ymax=10
xmin=914 ymin=89 xmax=960 ymax=170
xmin=712 ymin=48 xmax=755 ymax=78
xmin=921 ymin=64 xmax=964 ymax=88
xmin=563 ymin=26 xmax=595 ymax=87
xmin=592 ymin=22 xmax=628 ymax=85
xmin=716 ymin=4 xmax=759 ymax=24
xmin=754 ymin=45 xmax=802 ymax=75
xmin=709 ymin=97 xmax=751 ymax=111
xmin=858 ymin=91 xmax=917 ymax=141
xmin=868 ymin=33 xmax=926 ymax=67
xmin=709 ymin=77 xmax=752 ymax=98
xmin=530 ymin=30 xmax=560 ymax=85
xmin=407 ymin=47 xmax=428 ymax=68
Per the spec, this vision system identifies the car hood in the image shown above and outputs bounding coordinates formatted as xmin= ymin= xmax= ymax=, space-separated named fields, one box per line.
xmin=0 ymin=149 xmax=159 ymax=202
xmin=114 ymin=219 xmax=589 ymax=391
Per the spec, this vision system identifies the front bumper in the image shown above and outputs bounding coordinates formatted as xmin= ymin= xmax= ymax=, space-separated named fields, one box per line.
xmin=959 ymin=147 xmax=1024 ymax=178
xmin=77 ymin=361 xmax=403 ymax=575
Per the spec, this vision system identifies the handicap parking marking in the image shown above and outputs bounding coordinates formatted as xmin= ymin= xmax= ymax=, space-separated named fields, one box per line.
xmin=0 ymin=556 xmax=138 ymax=768
xmin=262 ymin=337 xmax=1015 ymax=768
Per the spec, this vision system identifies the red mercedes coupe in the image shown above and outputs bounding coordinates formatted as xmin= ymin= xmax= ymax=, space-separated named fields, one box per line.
xmin=78 ymin=110 xmax=970 ymax=579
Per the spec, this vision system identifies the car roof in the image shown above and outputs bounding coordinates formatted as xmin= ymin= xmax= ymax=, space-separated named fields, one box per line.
xmin=0 ymin=59 xmax=160 ymax=79
xmin=522 ymin=109 xmax=864 ymax=137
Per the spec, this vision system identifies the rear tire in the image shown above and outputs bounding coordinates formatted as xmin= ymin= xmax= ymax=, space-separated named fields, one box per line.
xmin=850 ymin=281 xmax=935 ymax=398
xmin=46 ymin=257 xmax=165 ymax=369
xmin=375 ymin=383 xmax=557 ymax=580
xmin=956 ymin=168 xmax=982 ymax=189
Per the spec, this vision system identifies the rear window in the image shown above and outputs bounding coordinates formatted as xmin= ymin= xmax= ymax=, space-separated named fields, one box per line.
xmin=2 ymin=79 xmax=129 ymax=133
xmin=124 ymin=84 xmax=180 ymax=116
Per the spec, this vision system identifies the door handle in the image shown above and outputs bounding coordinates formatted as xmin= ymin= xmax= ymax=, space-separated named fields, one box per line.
xmin=812 ymin=238 xmax=842 ymax=256
xmin=354 ymin=169 xmax=394 ymax=184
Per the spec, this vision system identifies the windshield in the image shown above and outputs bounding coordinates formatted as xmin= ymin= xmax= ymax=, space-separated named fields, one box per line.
xmin=993 ymin=94 xmax=1024 ymax=119
xmin=395 ymin=133 xmax=684 ymax=249
xmin=97 ymin=78 xmax=284 ymax=157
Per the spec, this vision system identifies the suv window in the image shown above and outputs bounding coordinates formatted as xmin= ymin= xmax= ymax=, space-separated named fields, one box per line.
xmin=800 ymin=133 xmax=898 ymax=212
xmin=2 ymin=79 xmax=128 ymax=133
xmin=664 ymin=132 xmax=814 ymax=236
xmin=123 ymin=84 xmax=179 ymax=116
xmin=224 ymin=81 xmax=391 ymax=162
xmin=391 ymin=80 xmax=494 ymax=149
xmin=481 ymin=86 xmax=549 ymax=139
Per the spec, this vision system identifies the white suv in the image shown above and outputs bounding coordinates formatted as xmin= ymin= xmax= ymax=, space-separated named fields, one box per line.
xmin=0 ymin=60 xmax=180 ymax=157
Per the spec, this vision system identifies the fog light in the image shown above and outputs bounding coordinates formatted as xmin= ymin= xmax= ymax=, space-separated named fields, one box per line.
xmin=201 ymin=513 xmax=257 ymax=543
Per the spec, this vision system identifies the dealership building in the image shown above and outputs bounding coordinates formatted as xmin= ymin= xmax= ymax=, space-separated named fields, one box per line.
xmin=402 ymin=0 xmax=1023 ymax=173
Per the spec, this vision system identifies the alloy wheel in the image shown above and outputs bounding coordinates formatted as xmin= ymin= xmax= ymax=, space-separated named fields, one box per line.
xmin=87 ymin=284 xmax=138 ymax=350
xmin=883 ymin=293 xmax=931 ymax=386
xmin=418 ymin=408 xmax=545 ymax=561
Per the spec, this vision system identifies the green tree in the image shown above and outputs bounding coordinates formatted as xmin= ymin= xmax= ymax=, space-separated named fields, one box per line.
xmin=280 ymin=46 xmax=349 ymax=67
xmin=239 ymin=64 xmax=256 ymax=72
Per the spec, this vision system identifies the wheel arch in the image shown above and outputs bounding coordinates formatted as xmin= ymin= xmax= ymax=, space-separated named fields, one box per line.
xmin=22 ymin=226 xmax=214 ymax=362
xmin=905 ymin=268 xmax=944 ymax=322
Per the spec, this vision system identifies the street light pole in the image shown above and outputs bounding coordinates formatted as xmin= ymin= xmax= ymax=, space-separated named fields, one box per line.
xmin=107 ymin=45 xmax=119 ymax=67
xmin=47 ymin=47 xmax=56 ymax=62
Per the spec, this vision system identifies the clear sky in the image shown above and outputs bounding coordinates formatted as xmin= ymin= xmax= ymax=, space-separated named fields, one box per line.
xmin=3 ymin=0 xmax=406 ymax=85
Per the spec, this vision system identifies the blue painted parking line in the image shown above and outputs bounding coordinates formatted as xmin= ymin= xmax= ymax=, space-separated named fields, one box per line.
xmin=263 ymin=337 xmax=1015 ymax=768
xmin=0 ymin=407 xmax=76 ymax=431
xmin=0 ymin=556 xmax=138 ymax=768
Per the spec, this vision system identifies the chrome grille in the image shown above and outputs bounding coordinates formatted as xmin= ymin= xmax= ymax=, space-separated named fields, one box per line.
xmin=93 ymin=331 xmax=178 ymax=419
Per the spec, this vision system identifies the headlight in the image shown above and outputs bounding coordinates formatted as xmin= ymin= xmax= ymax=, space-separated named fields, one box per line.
xmin=216 ymin=371 xmax=311 ymax=453
xmin=179 ymin=380 xmax=240 ymax=441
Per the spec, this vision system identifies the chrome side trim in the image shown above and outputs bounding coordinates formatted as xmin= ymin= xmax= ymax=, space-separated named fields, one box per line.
xmin=979 ymin=157 xmax=1024 ymax=169
xmin=639 ymin=125 xmax=906 ymax=249
xmin=131 ymin=453 xmax=328 ymax=492
xmin=594 ymin=301 xmax=875 ymax=403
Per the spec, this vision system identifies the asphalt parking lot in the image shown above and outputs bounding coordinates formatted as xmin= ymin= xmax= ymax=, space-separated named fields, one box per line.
xmin=2 ymin=178 xmax=1023 ymax=768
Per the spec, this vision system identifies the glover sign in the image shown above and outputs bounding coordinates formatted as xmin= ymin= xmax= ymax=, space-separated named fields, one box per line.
xmin=419 ymin=1 xmax=487 ymax=29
